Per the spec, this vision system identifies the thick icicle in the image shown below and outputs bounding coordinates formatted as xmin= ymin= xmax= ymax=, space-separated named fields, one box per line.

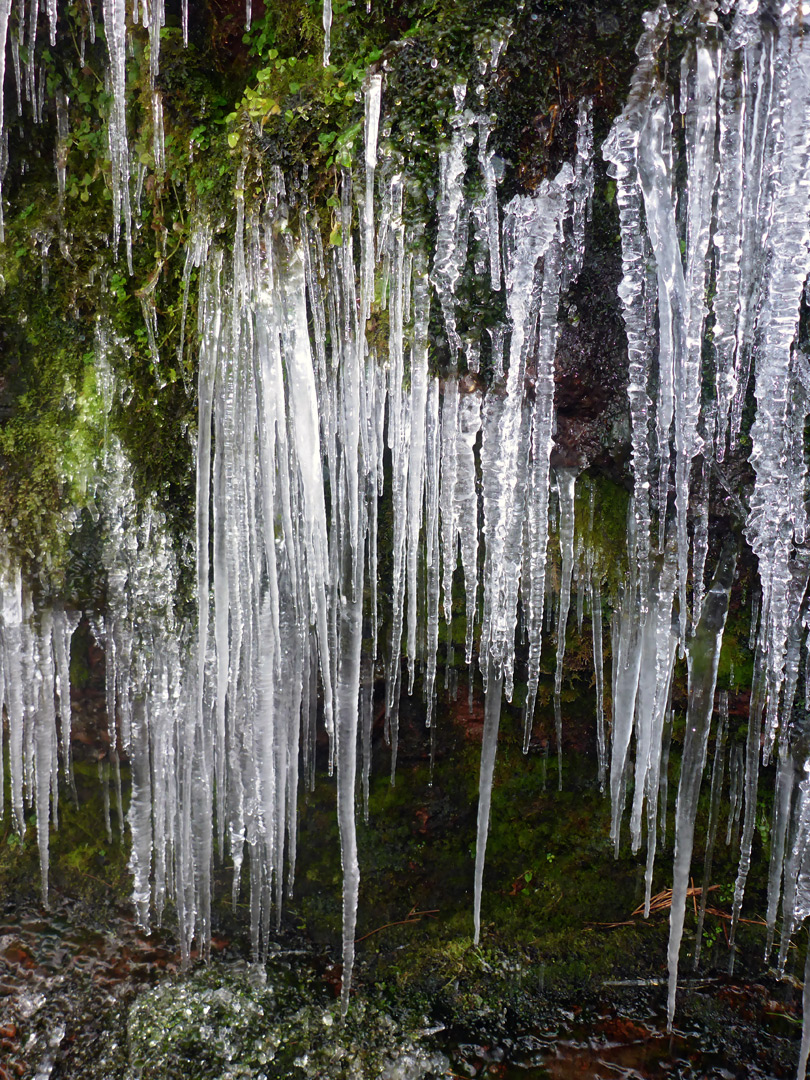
xmin=484 ymin=165 xmax=572 ymax=708
xmin=667 ymin=543 xmax=735 ymax=1029
xmin=473 ymin=659 xmax=502 ymax=945
xmin=322 ymin=0 xmax=331 ymax=66
xmin=602 ymin=6 xmax=669 ymax=598
xmin=102 ymin=0 xmax=133 ymax=270
xmin=746 ymin=13 xmax=810 ymax=760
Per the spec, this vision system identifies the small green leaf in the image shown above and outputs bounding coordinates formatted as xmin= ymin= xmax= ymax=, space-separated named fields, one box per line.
xmin=227 ymin=131 xmax=240 ymax=148
xmin=329 ymin=225 xmax=342 ymax=247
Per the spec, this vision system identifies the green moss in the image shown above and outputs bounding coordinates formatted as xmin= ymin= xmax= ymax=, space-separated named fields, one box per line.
xmin=0 ymin=758 xmax=130 ymax=906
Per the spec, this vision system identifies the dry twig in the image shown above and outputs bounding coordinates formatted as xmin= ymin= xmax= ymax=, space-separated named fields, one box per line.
xmin=355 ymin=906 xmax=439 ymax=944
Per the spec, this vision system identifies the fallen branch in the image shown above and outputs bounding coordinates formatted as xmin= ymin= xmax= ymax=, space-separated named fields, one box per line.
xmin=589 ymin=886 xmax=767 ymax=930
xmin=355 ymin=906 xmax=439 ymax=944
xmin=702 ymin=906 xmax=766 ymax=927
xmin=631 ymin=884 xmax=719 ymax=918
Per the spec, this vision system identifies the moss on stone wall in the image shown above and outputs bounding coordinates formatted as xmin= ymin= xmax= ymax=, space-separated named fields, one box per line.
xmin=0 ymin=0 xmax=654 ymax=586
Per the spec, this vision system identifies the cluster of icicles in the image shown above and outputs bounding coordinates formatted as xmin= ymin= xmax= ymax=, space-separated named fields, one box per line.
xmin=4 ymin=0 xmax=810 ymax=1072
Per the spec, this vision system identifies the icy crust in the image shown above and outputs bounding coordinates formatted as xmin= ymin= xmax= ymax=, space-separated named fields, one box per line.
xmin=127 ymin=962 xmax=451 ymax=1080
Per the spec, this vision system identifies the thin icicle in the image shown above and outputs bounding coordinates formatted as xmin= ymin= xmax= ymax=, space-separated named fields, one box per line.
xmin=432 ymin=84 xmax=471 ymax=363
xmin=553 ymin=468 xmax=577 ymax=701
xmin=694 ymin=691 xmax=728 ymax=968
xmin=591 ymin=577 xmax=606 ymax=790
xmin=406 ymin=253 xmax=430 ymax=693
xmin=0 ymin=0 xmax=12 ymax=241
xmin=424 ymin=378 xmax=442 ymax=726
xmin=765 ymin=741 xmax=795 ymax=960
xmin=477 ymin=115 xmax=501 ymax=290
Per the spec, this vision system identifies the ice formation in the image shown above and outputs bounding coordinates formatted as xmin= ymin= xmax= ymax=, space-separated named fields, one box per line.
xmin=4 ymin=0 xmax=810 ymax=1071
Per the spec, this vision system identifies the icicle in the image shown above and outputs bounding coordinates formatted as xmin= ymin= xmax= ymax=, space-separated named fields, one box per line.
xmin=52 ymin=606 xmax=79 ymax=786
xmin=553 ymin=468 xmax=577 ymax=702
xmin=424 ymin=377 xmax=442 ymax=726
xmin=729 ymin=640 xmax=766 ymax=961
xmin=322 ymin=0 xmax=331 ymax=67
xmin=712 ymin=5 xmax=748 ymax=458
xmin=360 ymin=73 xmax=382 ymax=329
xmin=361 ymin=651 xmax=373 ymax=823
xmin=406 ymin=253 xmax=430 ymax=693
xmin=280 ymin=242 xmax=334 ymax=743
xmin=0 ymin=0 xmax=11 ymax=241
xmin=634 ymin=535 xmax=678 ymax=911
xmin=34 ymin=609 xmax=57 ymax=902
xmin=562 ymin=98 xmax=594 ymax=292
xmin=473 ymin=659 xmax=502 ymax=944
xmin=27 ymin=0 xmax=38 ymax=115
xmin=726 ymin=740 xmax=743 ymax=846
xmin=483 ymin=165 xmax=572 ymax=717
xmin=694 ymin=690 xmax=728 ymax=968
xmin=591 ymin=577 xmax=606 ymax=790
xmin=691 ymin=460 xmax=710 ymax=637
xmin=666 ymin=543 xmax=735 ymax=1029
xmin=440 ymin=378 xmax=459 ymax=627
xmin=2 ymin=561 xmax=25 ymax=835
xmin=128 ymin=697 xmax=152 ymax=930
xmin=745 ymin=8 xmax=810 ymax=764
xmin=602 ymin=6 xmax=670 ymax=599
xmin=659 ymin=713 xmax=672 ymax=846
xmin=432 ymin=84 xmax=471 ymax=363
xmin=456 ymin=384 xmax=481 ymax=666
xmin=765 ymin=741 xmax=795 ymax=960
xmin=476 ymin=115 xmax=501 ymax=290
xmin=54 ymin=88 xmax=70 ymax=205
xmin=749 ymin=588 xmax=760 ymax=651
xmin=384 ymin=176 xmax=409 ymax=775
xmin=675 ymin=33 xmax=718 ymax=630
xmin=609 ymin=584 xmax=644 ymax=855
xmin=798 ymin=945 xmax=810 ymax=1079
xmin=103 ymin=0 xmax=134 ymax=270
xmin=335 ymin=495 xmax=365 ymax=1014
